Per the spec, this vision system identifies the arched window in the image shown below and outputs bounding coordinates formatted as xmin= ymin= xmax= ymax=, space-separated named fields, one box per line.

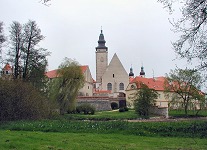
xmin=119 ymin=83 xmax=124 ymax=90
xmin=107 ymin=83 xmax=112 ymax=91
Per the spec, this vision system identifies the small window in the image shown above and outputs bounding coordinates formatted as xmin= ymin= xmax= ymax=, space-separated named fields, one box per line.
xmin=113 ymin=74 xmax=114 ymax=78
xmin=6 ymin=71 xmax=8 ymax=74
xmin=131 ymin=85 xmax=135 ymax=89
xmin=107 ymin=83 xmax=112 ymax=91
xmin=88 ymin=86 xmax=89 ymax=89
xmin=119 ymin=83 xmax=124 ymax=90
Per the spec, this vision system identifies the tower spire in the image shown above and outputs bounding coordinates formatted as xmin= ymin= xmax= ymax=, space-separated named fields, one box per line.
xmin=140 ymin=65 xmax=145 ymax=77
xmin=129 ymin=65 xmax=134 ymax=77
xmin=96 ymin=29 xmax=107 ymax=50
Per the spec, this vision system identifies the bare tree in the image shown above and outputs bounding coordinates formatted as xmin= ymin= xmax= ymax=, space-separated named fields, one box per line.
xmin=0 ymin=22 xmax=6 ymax=63
xmin=9 ymin=21 xmax=24 ymax=79
xmin=22 ymin=20 xmax=45 ymax=80
xmin=40 ymin=0 xmax=51 ymax=6
xmin=158 ymin=0 xmax=207 ymax=71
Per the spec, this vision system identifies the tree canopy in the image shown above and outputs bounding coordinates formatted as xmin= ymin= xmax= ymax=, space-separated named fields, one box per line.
xmin=48 ymin=58 xmax=85 ymax=115
xmin=134 ymin=83 xmax=158 ymax=118
xmin=165 ymin=68 xmax=205 ymax=115
xmin=6 ymin=20 xmax=50 ymax=89
xmin=158 ymin=0 xmax=207 ymax=71
xmin=0 ymin=22 xmax=6 ymax=63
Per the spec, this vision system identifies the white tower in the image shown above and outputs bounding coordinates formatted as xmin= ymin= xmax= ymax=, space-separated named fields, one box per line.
xmin=96 ymin=30 xmax=108 ymax=85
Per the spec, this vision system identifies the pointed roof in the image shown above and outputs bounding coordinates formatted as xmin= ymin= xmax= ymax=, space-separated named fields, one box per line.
xmin=129 ymin=67 xmax=134 ymax=77
xmin=96 ymin=30 xmax=108 ymax=50
xmin=45 ymin=65 xmax=89 ymax=79
xmin=103 ymin=53 xmax=128 ymax=77
xmin=2 ymin=63 xmax=12 ymax=71
xmin=140 ymin=66 xmax=145 ymax=76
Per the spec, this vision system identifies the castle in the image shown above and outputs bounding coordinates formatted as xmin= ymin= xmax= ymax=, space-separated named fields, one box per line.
xmin=1 ymin=30 xmax=169 ymax=114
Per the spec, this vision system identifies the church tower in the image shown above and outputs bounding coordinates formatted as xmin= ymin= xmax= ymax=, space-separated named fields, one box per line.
xmin=129 ymin=67 xmax=134 ymax=78
xmin=140 ymin=66 xmax=145 ymax=77
xmin=96 ymin=30 xmax=108 ymax=84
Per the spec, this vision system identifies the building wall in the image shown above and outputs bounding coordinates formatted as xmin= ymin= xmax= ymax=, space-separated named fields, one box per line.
xmin=77 ymin=97 xmax=111 ymax=111
xmin=79 ymin=67 xmax=93 ymax=96
xmin=101 ymin=54 xmax=129 ymax=94
xmin=96 ymin=49 xmax=108 ymax=83
xmin=126 ymin=83 xmax=169 ymax=108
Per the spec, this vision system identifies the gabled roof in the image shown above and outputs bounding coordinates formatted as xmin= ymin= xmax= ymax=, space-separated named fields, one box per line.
xmin=102 ymin=53 xmax=128 ymax=77
xmin=45 ymin=65 xmax=89 ymax=79
xmin=3 ymin=63 xmax=12 ymax=71
xmin=130 ymin=76 xmax=166 ymax=91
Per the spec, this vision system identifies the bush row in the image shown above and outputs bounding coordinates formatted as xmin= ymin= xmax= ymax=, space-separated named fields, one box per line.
xmin=0 ymin=80 xmax=51 ymax=121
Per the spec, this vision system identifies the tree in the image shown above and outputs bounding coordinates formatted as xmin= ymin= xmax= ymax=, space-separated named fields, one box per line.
xmin=48 ymin=58 xmax=85 ymax=115
xmin=0 ymin=21 xmax=6 ymax=63
xmin=158 ymin=0 xmax=207 ymax=71
xmin=22 ymin=20 xmax=46 ymax=80
xmin=165 ymin=68 xmax=205 ymax=115
xmin=8 ymin=21 xmax=24 ymax=79
xmin=39 ymin=0 xmax=51 ymax=6
xmin=7 ymin=20 xmax=50 ymax=89
xmin=134 ymin=83 xmax=158 ymax=118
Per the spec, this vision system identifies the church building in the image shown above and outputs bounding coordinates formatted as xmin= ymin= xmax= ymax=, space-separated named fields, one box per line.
xmin=94 ymin=30 xmax=129 ymax=98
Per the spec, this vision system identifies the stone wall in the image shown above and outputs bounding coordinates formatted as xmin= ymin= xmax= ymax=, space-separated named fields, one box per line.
xmin=149 ymin=106 xmax=168 ymax=118
xmin=77 ymin=97 xmax=112 ymax=111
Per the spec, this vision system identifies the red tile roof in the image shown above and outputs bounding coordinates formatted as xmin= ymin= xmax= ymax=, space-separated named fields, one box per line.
xmin=45 ymin=65 xmax=89 ymax=79
xmin=3 ymin=63 xmax=12 ymax=71
xmin=94 ymin=90 xmax=112 ymax=94
xmin=130 ymin=76 xmax=166 ymax=91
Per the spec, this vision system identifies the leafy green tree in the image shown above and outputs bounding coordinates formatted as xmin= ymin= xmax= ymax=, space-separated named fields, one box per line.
xmin=165 ymin=68 xmax=205 ymax=115
xmin=158 ymin=0 xmax=207 ymax=71
xmin=134 ymin=83 xmax=158 ymax=118
xmin=48 ymin=58 xmax=85 ymax=115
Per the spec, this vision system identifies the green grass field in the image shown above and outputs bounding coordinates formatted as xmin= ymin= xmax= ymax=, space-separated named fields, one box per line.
xmin=1 ymin=110 xmax=207 ymax=149
xmin=169 ymin=109 xmax=207 ymax=117
xmin=1 ymin=130 xmax=207 ymax=150
xmin=65 ymin=110 xmax=138 ymax=120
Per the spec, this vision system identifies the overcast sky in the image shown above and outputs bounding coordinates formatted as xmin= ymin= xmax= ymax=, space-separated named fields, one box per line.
xmin=1 ymin=0 xmax=192 ymax=79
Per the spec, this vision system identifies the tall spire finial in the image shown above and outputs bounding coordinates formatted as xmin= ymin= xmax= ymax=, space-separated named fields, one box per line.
xmin=129 ymin=64 xmax=134 ymax=77
xmin=96 ymin=28 xmax=107 ymax=50
xmin=140 ymin=64 xmax=145 ymax=77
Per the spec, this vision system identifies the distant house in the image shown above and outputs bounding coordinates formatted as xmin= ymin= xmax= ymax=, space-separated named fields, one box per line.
xmin=0 ymin=63 xmax=13 ymax=80
xmin=126 ymin=76 xmax=169 ymax=108
xmin=45 ymin=65 xmax=94 ymax=96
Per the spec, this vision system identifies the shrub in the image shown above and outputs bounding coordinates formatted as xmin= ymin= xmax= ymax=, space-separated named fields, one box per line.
xmin=111 ymin=102 xmax=118 ymax=110
xmin=76 ymin=103 xmax=96 ymax=115
xmin=119 ymin=107 xmax=125 ymax=112
xmin=0 ymin=79 xmax=51 ymax=121
xmin=124 ymin=107 xmax=129 ymax=111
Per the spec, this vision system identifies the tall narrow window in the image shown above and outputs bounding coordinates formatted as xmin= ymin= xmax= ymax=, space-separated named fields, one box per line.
xmin=119 ymin=83 xmax=124 ymax=90
xmin=113 ymin=74 xmax=114 ymax=78
xmin=107 ymin=83 xmax=112 ymax=91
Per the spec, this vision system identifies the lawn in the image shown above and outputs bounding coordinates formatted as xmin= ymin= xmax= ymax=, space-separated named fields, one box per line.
xmin=1 ymin=130 xmax=207 ymax=150
xmin=169 ymin=109 xmax=207 ymax=117
xmin=1 ymin=110 xmax=207 ymax=149
xmin=65 ymin=109 xmax=138 ymax=120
